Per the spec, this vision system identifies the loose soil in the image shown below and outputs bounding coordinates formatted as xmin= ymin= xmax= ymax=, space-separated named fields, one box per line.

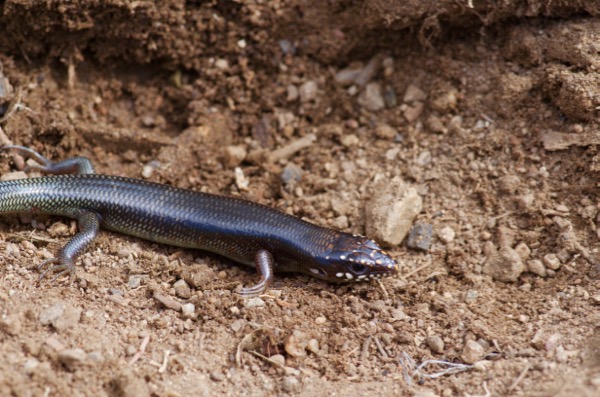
xmin=0 ymin=1 xmax=598 ymax=396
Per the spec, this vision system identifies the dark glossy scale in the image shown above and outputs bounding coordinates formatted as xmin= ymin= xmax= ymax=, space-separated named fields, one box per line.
xmin=0 ymin=146 xmax=399 ymax=296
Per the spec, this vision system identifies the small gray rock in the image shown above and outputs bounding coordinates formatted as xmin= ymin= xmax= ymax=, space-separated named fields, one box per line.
xmin=461 ymin=340 xmax=485 ymax=364
xmin=527 ymin=259 xmax=546 ymax=277
xmin=223 ymin=145 xmax=248 ymax=168
xmin=543 ymin=253 xmax=561 ymax=270
xmin=181 ymin=303 xmax=196 ymax=318
xmin=173 ymin=279 xmax=192 ymax=299
xmin=299 ymin=81 xmax=318 ymax=102
xmin=483 ymin=246 xmax=525 ymax=282
xmin=358 ymin=82 xmax=385 ymax=111
xmin=498 ymin=175 xmax=521 ymax=194
xmin=58 ymin=348 xmax=87 ymax=371
xmin=210 ymin=371 xmax=226 ymax=382
xmin=282 ymin=376 xmax=301 ymax=393
xmin=39 ymin=303 xmax=65 ymax=326
xmin=281 ymin=163 xmax=303 ymax=186
xmin=244 ymin=297 xmax=265 ymax=308
xmin=407 ymin=223 xmax=433 ymax=251
xmin=425 ymin=335 xmax=445 ymax=354
xmin=437 ymin=226 xmax=455 ymax=243
xmin=365 ymin=177 xmax=423 ymax=246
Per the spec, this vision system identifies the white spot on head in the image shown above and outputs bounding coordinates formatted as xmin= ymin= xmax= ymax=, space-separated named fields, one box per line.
xmin=345 ymin=273 xmax=353 ymax=279
xmin=336 ymin=272 xmax=344 ymax=278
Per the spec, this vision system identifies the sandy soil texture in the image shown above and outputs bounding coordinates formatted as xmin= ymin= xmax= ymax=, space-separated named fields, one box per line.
xmin=0 ymin=1 xmax=598 ymax=396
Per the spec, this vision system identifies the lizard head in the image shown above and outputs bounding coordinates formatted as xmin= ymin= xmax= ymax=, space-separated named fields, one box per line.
xmin=307 ymin=233 xmax=399 ymax=282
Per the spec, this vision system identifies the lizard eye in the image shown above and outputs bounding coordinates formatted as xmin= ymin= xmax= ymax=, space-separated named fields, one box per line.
xmin=350 ymin=263 xmax=368 ymax=274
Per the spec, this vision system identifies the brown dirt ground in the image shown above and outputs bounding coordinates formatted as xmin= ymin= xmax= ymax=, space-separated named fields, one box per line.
xmin=0 ymin=1 xmax=599 ymax=396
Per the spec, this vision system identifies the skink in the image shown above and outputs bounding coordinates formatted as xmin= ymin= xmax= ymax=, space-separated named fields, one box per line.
xmin=0 ymin=145 xmax=398 ymax=296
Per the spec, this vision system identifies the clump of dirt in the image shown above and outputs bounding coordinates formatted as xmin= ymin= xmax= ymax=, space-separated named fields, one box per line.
xmin=0 ymin=1 xmax=598 ymax=396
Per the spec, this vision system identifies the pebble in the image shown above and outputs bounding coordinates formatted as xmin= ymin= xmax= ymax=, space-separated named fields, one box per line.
xmin=153 ymin=293 xmax=182 ymax=312
xmin=280 ymin=163 xmax=303 ymax=186
xmin=390 ymin=308 xmax=407 ymax=321
xmin=141 ymin=114 xmax=156 ymax=128
xmin=383 ymin=85 xmax=397 ymax=108
xmin=286 ymin=84 xmax=299 ymax=102
xmin=335 ymin=67 xmax=362 ymax=86
xmin=375 ymin=124 xmax=397 ymax=140
xmin=223 ymin=145 xmax=247 ymax=168
xmin=278 ymin=39 xmax=296 ymax=55
xmin=514 ymin=242 xmax=531 ymax=260
xmin=234 ymin=167 xmax=249 ymax=191
xmin=269 ymin=354 xmax=285 ymax=366
xmin=516 ymin=193 xmax=535 ymax=211
xmin=58 ymin=348 xmax=87 ymax=371
xmin=416 ymin=150 xmax=433 ymax=167
xmin=299 ymin=80 xmax=318 ymax=102
xmin=385 ymin=147 xmax=400 ymax=160
xmin=403 ymin=84 xmax=427 ymax=103
xmin=282 ymin=376 xmax=301 ymax=393
xmin=214 ymin=58 xmax=229 ymax=70
xmin=425 ymin=115 xmax=446 ymax=134
xmin=436 ymin=226 xmax=455 ymax=243
xmin=181 ymin=303 xmax=196 ymax=318
xmin=306 ymin=339 xmax=320 ymax=354
xmin=527 ymin=259 xmax=547 ymax=277
xmin=244 ymin=297 xmax=265 ymax=308
xmin=0 ymin=314 xmax=21 ymax=336
xmin=335 ymin=56 xmax=380 ymax=87
xmin=340 ymin=134 xmax=360 ymax=147
xmin=210 ymin=371 xmax=225 ymax=382
xmin=39 ymin=302 xmax=82 ymax=331
xmin=365 ymin=177 xmax=423 ymax=246
xmin=47 ymin=222 xmax=70 ymax=237
xmin=403 ymin=102 xmax=425 ymax=122
xmin=407 ymin=222 xmax=433 ymax=251
xmin=23 ymin=358 xmax=40 ymax=374
xmin=461 ymin=340 xmax=485 ymax=364
xmin=285 ymin=330 xmax=309 ymax=357
xmin=543 ymin=253 xmax=561 ymax=270
xmin=425 ymin=335 xmax=445 ymax=354
xmin=430 ymin=85 xmax=459 ymax=112
xmin=498 ymin=175 xmax=521 ymax=194
xmin=483 ymin=246 xmax=525 ymax=282
xmin=128 ymin=275 xmax=142 ymax=289
xmin=357 ymin=82 xmax=385 ymax=111
xmin=87 ymin=351 xmax=104 ymax=363
xmin=173 ymin=279 xmax=191 ymax=299
xmin=141 ymin=160 xmax=160 ymax=179
xmin=464 ymin=290 xmax=478 ymax=303
xmin=230 ymin=319 xmax=245 ymax=332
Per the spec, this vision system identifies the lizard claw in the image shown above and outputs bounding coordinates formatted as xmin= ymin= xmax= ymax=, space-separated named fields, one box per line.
xmin=38 ymin=258 xmax=76 ymax=282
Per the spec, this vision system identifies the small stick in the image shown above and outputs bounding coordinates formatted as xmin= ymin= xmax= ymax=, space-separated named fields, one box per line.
xmin=128 ymin=334 xmax=151 ymax=365
xmin=158 ymin=350 xmax=171 ymax=373
xmin=402 ymin=261 xmax=432 ymax=279
xmin=507 ymin=363 xmax=530 ymax=391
